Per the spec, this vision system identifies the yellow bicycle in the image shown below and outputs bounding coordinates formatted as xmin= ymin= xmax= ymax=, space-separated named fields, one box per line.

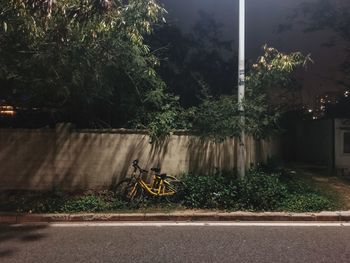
xmin=114 ymin=160 xmax=185 ymax=206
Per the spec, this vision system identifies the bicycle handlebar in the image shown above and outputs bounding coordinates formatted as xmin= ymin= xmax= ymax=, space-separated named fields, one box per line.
xmin=132 ymin=159 xmax=148 ymax=174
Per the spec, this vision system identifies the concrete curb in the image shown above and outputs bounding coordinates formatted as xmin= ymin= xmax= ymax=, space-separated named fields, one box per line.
xmin=1 ymin=211 xmax=350 ymax=223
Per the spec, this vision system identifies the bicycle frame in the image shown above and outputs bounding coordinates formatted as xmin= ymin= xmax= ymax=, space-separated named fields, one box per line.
xmin=130 ymin=161 xmax=177 ymax=197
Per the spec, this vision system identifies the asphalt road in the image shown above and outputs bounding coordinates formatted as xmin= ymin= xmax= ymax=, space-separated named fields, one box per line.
xmin=1 ymin=223 xmax=350 ymax=263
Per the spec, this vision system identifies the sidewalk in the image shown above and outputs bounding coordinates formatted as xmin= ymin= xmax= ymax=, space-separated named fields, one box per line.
xmin=2 ymin=211 xmax=350 ymax=224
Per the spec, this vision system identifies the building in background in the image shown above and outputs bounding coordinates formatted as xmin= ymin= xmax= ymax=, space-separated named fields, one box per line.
xmin=335 ymin=119 xmax=350 ymax=175
xmin=292 ymin=118 xmax=350 ymax=175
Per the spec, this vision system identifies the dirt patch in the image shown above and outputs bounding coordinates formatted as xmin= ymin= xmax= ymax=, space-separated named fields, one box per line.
xmin=300 ymin=170 xmax=350 ymax=210
xmin=323 ymin=179 xmax=350 ymax=210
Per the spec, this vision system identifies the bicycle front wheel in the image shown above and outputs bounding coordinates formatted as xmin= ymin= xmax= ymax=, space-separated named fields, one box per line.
xmin=164 ymin=176 xmax=186 ymax=204
xmin=114 ymin=179 xmax=144 ymax=207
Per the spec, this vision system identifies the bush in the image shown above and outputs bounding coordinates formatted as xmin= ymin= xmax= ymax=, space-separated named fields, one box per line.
xmin=237 ymin=170 xmax=288 ymax=211
xmin=61 ymin=195 xmax=111 ymax=213
xmin=182 ymin=169 xmax=288 ymax=211
xmin=0 ymin=168 xmax=338 ymax=213
xmin=0 ymin=190 xmax=139 ymax=213
xmin=182 ymin=168 xmax=336 ymax=212
xmin=0 ymin=191 xmax=68 ymax=213
xmin=30 ymin=197 xmax=67 ymax=213
xmin=183 ymin=172 xmax=238 ymax=209
xmin=280 ymin=193 xmax=334 ymax=212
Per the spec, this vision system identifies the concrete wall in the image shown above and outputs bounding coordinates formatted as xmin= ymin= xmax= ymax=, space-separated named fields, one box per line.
xmin=0 ymin=124 xmax=281 ymax=191
xmin=335 ymin=119 xmax=350 ymax=175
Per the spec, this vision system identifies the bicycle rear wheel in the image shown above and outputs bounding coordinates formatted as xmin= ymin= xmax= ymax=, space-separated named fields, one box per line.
xmin=114 ymin=179 xmax=144 ymax=207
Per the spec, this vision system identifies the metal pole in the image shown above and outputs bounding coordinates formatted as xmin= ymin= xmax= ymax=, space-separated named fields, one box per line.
xmin=237 ymin=0 xmax=246 ymax=179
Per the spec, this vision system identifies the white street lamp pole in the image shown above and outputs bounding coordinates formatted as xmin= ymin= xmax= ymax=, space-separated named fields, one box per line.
xmin=237 ymin=0 xmax=246 ymax=179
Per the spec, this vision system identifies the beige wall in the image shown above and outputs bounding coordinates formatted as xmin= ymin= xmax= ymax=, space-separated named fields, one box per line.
xmin=335 ymin=119 xmax=350 ymax=175
xmin=0 ymin=124 xmax=281 ymax=191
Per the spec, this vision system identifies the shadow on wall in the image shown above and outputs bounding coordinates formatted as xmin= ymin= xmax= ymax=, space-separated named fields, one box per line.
xmin=186 ymin=136 xmax=275 ymax=175
xmin=0 ymin=124 xmax=279 ymax=191
xmin=187 ymin=137 xmax=237 ymax=175
xmin=54 ymin=124 xmax=154 ymax=190
xmin=0 ymin=128 xmax=56 ymax=190
xmin=111 ymin=136 xmax=171 ymax=186
xmin=0 ymin=124 xmax=173 ymax=191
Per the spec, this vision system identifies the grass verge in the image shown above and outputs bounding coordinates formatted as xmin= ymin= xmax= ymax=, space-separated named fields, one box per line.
xmin=0 ymin=167 xmax=345 ymax=213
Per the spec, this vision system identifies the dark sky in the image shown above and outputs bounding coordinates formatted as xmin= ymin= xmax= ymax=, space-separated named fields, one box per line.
xmin=160 ymin=0 xmax=349 ymax=108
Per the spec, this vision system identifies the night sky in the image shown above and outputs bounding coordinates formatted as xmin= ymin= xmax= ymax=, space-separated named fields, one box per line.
xmin=160 ymin=0 xmax=350 ymax=108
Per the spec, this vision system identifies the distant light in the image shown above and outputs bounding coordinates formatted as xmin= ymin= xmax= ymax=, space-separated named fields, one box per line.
xmin=313 ymin=117 xmax=317 ymax=120
xmin=0 ymin=105 xmax=16 ymax=116
xmin=308 ymin=109 xmax=313 ymax=113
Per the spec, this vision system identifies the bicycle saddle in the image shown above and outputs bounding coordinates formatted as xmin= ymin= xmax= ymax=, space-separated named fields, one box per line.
xmin=156 ymin=173 xmax=167 ymax=180
xmin=151 ymin=167 xmax=161 ymax=173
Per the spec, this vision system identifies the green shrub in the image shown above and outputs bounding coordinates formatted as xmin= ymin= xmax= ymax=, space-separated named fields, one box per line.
xmin=279 ymin=193 xmax=334 ymax=212
xmin=61 ymin=195 xmax=111 ymax=212
xmin=112 ymin=198 xmax=130 ymax=210
xmin=30 ymin=197 xmax=67 ymax=213
xmin=0 ymin=167 xmax=339 ymax=213
xmin=0 ymin=191 xmax=67 ymax=213
xmin=182 ymin=172 xmax=239 ymax=209
xmin=181 ymin=168 xmax=337 ymax=212
xmin=0 ymin=190 xmax=133 ymax=213
xmin=282 ymin=176 xmax=315 ymax=194
xmin=182 ymin=169 xmax=288 ymax=211
xmin=237 ymin=170 xmax=288 ymax=211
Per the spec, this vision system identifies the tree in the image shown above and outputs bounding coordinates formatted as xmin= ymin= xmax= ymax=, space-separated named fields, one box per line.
xmin=287 ymin=0 xmax=350 ymax=89
xmin=187 ymin=45 xmax=312 ymax=140
xmin=0 ymin=0 xmax=170 ymax=128
xmin=148 ymin=10 xmax=236 ymax=108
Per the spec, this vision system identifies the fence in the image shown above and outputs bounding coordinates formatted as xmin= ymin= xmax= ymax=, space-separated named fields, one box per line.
xmin=0 ymin=123 xmax=281 ymax=190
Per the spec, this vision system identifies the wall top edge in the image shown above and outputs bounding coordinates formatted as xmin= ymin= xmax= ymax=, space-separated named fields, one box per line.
xmin=0 ymin=127 xmax=194 ymax=136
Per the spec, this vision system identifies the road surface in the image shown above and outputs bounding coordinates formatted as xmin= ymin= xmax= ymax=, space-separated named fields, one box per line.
xmin=1 ymin=222 xmax=350 ymax=263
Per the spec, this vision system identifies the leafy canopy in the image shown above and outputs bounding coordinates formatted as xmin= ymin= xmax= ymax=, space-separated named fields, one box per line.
xmin=0 ymin=0 xmax=169 ymax=127
xmin=0 ymin=2 xmax=312 ymax=142
xmin=187 ymin=45 xmax=312 ymax=140
xmin=288 ymin=0 xmax=350 ymax=89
